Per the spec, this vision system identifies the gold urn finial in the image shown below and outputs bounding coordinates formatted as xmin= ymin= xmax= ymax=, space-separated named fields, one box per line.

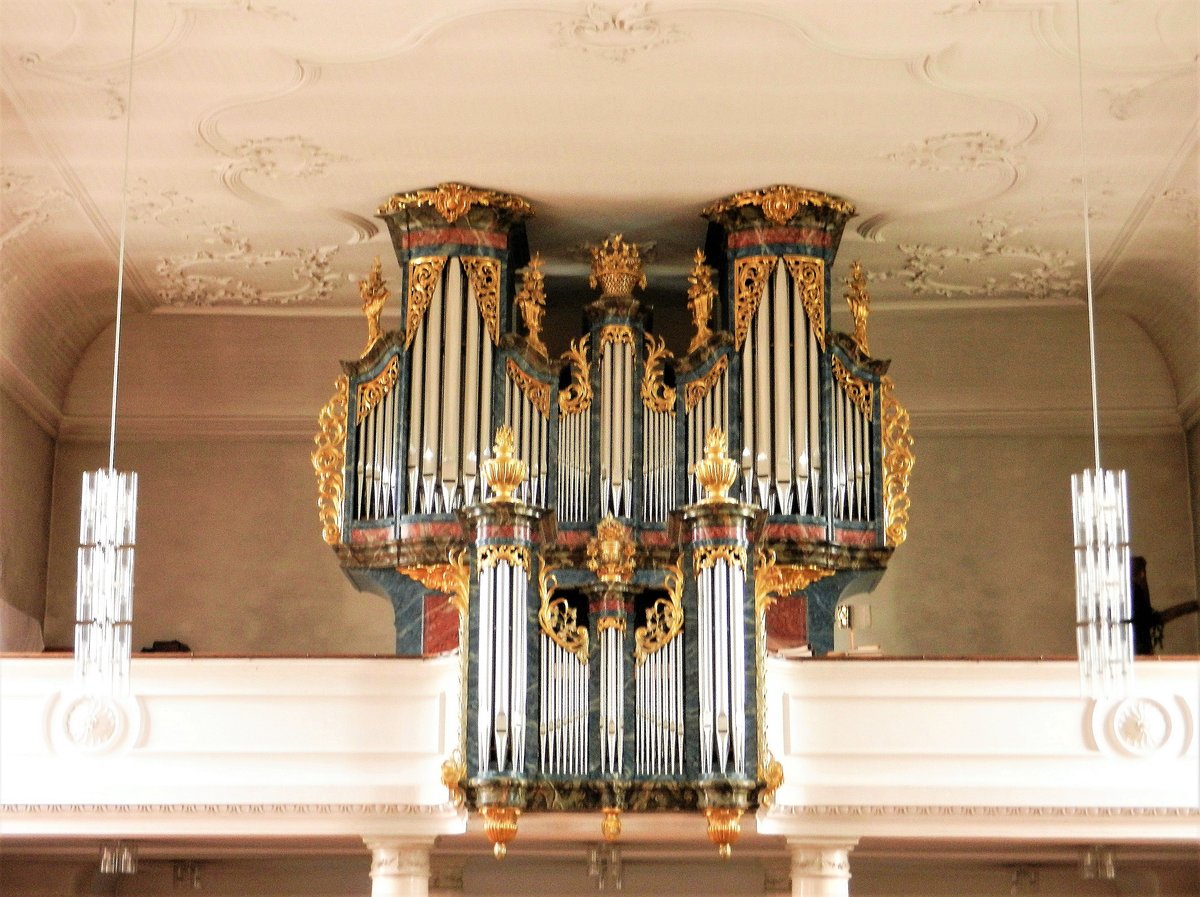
xmin=516 ymin=253 xmax=548 ymax=357
xmin=588 ymin=234 xmax=647 ymax=298
xmin=481 ymin=426 xmax=527 ymax=502
xmin=587 ymin=516 xmax=636 ymax=584
xmin=704 ymin=807 xmax=743 ymax=859
xmin=693 ymin=428 xmax=739 ymax=503
xmin=687 ymin=249 xmax=716 ymax=353
xmin=844 ymin=260 xmax=870 ymax=354
xmin=600 ymin=807 xmax=622 ymax=842
xmin=359 ymin=256 xmax=390 ymax=357
xmin=482 ymin=806 xmax=520 ymax=859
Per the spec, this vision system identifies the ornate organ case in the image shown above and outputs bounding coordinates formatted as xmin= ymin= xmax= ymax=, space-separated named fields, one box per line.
xmin=313 ymin=184 xmax=914 ymax=856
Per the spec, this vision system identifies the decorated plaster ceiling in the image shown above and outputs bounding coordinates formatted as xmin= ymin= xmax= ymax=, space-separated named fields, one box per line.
xmin=0 ymin=0 xmax=1196 ymax=419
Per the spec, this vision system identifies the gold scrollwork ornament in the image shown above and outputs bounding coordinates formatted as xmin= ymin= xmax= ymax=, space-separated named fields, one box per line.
xmin=312 ymin=375 xmax=349 ymax=546
xmin=641 ymin=332 xmax=676 ymax=413
xmin=397 ymin=547 xmax=471 ymax=618
xmin=378 ymin=182 xmax=533 ymax=223
xmin=832 ymin=356 xmax=873 ymax=417
xmin=881 ymin=375 xmax=914 ymax=547
xmin=702 ymin=184 xmax=855 ymax=224
xmin=538 ymin=564 xmax=589 ymax=663
xmin=478 ymin=544 xmax=531 ymax=572
xmin=754 ymin=548 xmax=835 ymax=616
xmin=634 ymin=563 xmax=684 ymax=665
xmin=732 ymin=256 xmax=777 ymax=351
xmin=506 ymin=359 xmax=551 ymax=417
xmin=440 ymin=749 xmax=466 ymax=808
xmin=356 ymin=356 xmax=400 ymax=424
xmin=405 ymin=256 xmax=447 ymax=347
xmin=461 ymin=255 xmax=502 ymax=344
xmin=693 ymin=544 xmax=747 ymax=572
xmin=684 ymin=355 xmax=728 ymax=412
xmin=783 ymin=255 xmax=826 ymax=350
xmin=559 ymin=335 xmax=593 ymax=414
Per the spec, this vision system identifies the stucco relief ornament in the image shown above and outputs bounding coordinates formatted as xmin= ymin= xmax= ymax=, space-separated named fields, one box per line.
xmin=557 ymin=3 xmax=684 ymax=61
xmin=884 ymin=131 xmax=1019 ymax=173
xmin=222 ymin=135 xmax=345 ymax=181
xmin=62 ymin=695 xmax=123 ymax=752
xmin=1111 ymin=698 xmax=1171 ymax=756
xmin=156 ymin=222 xmax=341 ymax=306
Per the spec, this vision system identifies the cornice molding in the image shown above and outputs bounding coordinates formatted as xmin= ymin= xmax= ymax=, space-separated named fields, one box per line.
xmin=1 ymin=802 xmax=460 ymax=816
xmin=0 ymin=356 xmax=62 ymax=437
xmin=769 ymin=804 xmax=1199 ymax=819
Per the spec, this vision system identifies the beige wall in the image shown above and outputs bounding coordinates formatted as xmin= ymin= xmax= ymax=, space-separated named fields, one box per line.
xmin=36 ymin=305 xmax=1200 ymax=657
xmin=1189 ymin=420 xmax=1200 ymax=608
xmin=43 ymin=435 xmax=395 ymax=654
xmin=0 ymin=390 xmax=54 ymax=650
xmin=856 ymin=429 xmax=1199 ymax=656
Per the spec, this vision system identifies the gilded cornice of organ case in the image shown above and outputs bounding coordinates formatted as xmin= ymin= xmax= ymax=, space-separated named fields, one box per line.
xmin=378 ymin=182 xmax=533 ymax=223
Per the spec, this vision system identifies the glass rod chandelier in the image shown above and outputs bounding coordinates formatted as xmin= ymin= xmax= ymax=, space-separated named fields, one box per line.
xmin=74 ymin=0 xmax=139 ymax=700
xmin=1069 ymin=0 xmax=1132 ymax=699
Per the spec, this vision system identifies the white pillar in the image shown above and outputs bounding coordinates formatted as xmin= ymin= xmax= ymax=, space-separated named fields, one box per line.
xmin=788 ymin=839 xmax=857 ymax=897
xmin=364 ymin=839 xmax=432 ymax=897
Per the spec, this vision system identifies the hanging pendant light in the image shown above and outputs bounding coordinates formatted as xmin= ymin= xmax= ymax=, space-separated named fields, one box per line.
xmin=74 ymin=0 xmax=140 ymax=701
xmin=1069 ymin=0 xmax=1132 ymax=699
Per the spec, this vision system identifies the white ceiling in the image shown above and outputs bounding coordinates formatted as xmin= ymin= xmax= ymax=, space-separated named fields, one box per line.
xmin=1 ymin=0 xmax=1197 ymax=421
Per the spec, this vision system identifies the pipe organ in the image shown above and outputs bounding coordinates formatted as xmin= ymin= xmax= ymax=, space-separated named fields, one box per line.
xmin=314 ymin=183 xmax=914 ymax=859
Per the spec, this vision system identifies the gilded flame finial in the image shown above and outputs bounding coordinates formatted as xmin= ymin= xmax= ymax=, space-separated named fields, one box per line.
xmin=516 ymin=254 xmax=548 ymax=357
xmin=359 ymin=257 xmax=390 ymax=357
xmin=588 ymin=234 xmax=647 ymax=298
xmin=687 ymin=249 xmax=716 ymax=353
xmin=844 ymin=260 xmax=870 ymax=354
xmin=587 ymin=516 xmax=636 ymax=584
xmin=693 ymin=428 xmax=739 ymax=503
xmin=481 ymin=426 xmax=527 ymax=502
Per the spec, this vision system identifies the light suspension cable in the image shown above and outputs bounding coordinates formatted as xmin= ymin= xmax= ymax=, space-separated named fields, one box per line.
xmin=1069 ymin=0 xmax=1133 ymax=700
xmin=75 ymin=0 xmax=140 ymax=702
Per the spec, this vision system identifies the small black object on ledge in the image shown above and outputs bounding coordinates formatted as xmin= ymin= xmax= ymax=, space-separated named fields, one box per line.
xmin=140 ymin=639 xmax=191 ymax=654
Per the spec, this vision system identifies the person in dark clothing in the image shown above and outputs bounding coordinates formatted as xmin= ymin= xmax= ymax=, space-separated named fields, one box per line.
xmin=1130 ymin=556 xmax=1161 ymax=656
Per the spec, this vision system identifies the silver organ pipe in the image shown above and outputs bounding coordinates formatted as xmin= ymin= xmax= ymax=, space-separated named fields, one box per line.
xmin=599 ymin=621 xmax=624 ymax=775
xmin=771 ymin=264 xmax=793 ymax=514
xmin=400 ymin=257 xmax=498 ymax=515
xmin=736 ymin=258 xmax=825 ymax=516
xmin=695 ymin=542 xmax=747 ymax=778
xmin=634 ymin=577 xmax=684 ymax=776
xmin=538 ymin=600 xmax=588 ymax=776
xmin=640 ymin=406 xmax=675 ymax=523
xmin=685 ymin=360 xmax=729 ymax=504
xmin=354 ymin=358 xmax=399 ymax=521
xmin=557 ymin=409 xmax=590 ymax=523
xmin=503 ymin=360 xmax=550 ymax=507
xmin=477 ymin=542 xmax=531 ymax=775
xmin=599 ymin=329 xmax=635 ymax=517
xmin=831 ymin=357 xmax=875 ymax=523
